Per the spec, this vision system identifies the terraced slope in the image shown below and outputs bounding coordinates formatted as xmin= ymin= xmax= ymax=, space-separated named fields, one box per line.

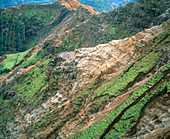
xmin=0 ymin=19 xmax=169 ymax=138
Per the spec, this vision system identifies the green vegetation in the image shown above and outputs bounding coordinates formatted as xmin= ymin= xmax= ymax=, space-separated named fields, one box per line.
xmin=0 ymin=2 xmax=70 ymax=55
xmin=93 ymin=52 xmax=160 ymax=99
xmin=0 ymin=57 xmax=63 ymax=134
xmin=70 ymin=62 xmax=170 ymax=139
xmin=151 ymin=28 xmax=170 ymax=49
xmin=73 ymin=7 xmax=82 ymax=20
xmin=62 ymin=0 xmax=169 ymax=50
xmin=105 ymin=68 xmax=169 ymax=138
xmin=0 ymin=0 xmax=169 ymax=138
xmin=21 ymin=48 xmax=48 ymax=68
xmin=15 ymin=58 xmax=50 ymax=103
xmin=0 ymin=44 xmax=49 ymax=77
xmin=108 ymin=27 xmax=116 ymax=35
xmin=0 ymin=49 xmax=31 ymax=76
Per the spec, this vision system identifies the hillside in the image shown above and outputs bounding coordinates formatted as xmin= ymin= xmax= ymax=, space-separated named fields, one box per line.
xmin=57 ymin=0 xmax=170 ymax=52
xmin=0 ymin=0 xmax=170 ymax=138
xmin=0 ymin=0 xmax=96 ymax=56
xmin=0 ymin=19 xmax=169 ymax=139
xmin=1 ymin=0 xmax=169 ymax=56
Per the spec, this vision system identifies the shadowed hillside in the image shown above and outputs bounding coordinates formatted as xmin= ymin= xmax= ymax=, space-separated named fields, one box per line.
xmin=0 ymin=0 xmax=95 ymax=56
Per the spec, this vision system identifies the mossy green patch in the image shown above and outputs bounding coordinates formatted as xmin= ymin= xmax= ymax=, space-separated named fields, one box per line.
xmin=21 ymin=48 xmax=48 ymax=68
xmin=108 ymin=27 xmax=116 ymax=35
xmin=0 ymin=48 xmax=31 ymax=76
xmin=70 ymin=62 xmax=169 ymax=139
xmin=17 ymin=58 xmax=50 ymax=101
xmin=105 ymin=80 xmax=169 ymax=138
xmin=151 ymin=28 xmax=170 ymax=49
xmin=0 ymin=58 xmax=52 ymax=132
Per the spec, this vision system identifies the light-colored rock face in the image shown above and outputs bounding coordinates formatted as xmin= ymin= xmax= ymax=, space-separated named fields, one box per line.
xmin=58 ymin=22 xmax=166 ymax=88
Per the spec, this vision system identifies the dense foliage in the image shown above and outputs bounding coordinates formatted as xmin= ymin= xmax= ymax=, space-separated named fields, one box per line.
xmin=60 ymin=0 xmax=170 ymax=52
xmin=0 ymin=3 xmax=73 ymax=55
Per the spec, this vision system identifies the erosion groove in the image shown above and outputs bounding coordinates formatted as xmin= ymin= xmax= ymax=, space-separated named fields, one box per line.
xmin=100 ymin=92 xmax=146 ymax=139
xmin=103 ymin=73 xmax=169 ymax=138
xmin=70 ymin=62 xmax=170 ymax=138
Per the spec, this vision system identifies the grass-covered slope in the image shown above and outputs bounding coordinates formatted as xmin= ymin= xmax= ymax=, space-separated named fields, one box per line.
xmin=0 ymin=58 xmax=59 ymax=137
xmin=0 ymin=49 xmax=31 ymax=77
xmin=0 ymin=4 xmax=94 ymax=77
xmin=0 ymin=4 xmax=97 ymax=80
xmin=71 ymin=65 xmax=169 ymax=139
xmin=0 ymin=0 xmax=169 ymax=138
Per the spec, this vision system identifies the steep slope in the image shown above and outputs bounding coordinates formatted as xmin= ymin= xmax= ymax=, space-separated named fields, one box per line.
xmin=59 ymin=0 xmax=170 ymax=51
xmin=0 ymin=0 xmax=96 ymax=56
xmin=1 ymin=0 xmax=169 ymax=56
xmin=0 ymin=19 xmax=169 ymax=138
xmin=0 ymin=0 xmax=170 ymax=138
xmin=0 ymin=2 xmax=96 ymax=78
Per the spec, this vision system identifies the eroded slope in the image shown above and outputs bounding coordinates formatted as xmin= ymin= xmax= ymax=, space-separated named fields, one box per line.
xmin=0 ymin=19 xmax=169 ymax=138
